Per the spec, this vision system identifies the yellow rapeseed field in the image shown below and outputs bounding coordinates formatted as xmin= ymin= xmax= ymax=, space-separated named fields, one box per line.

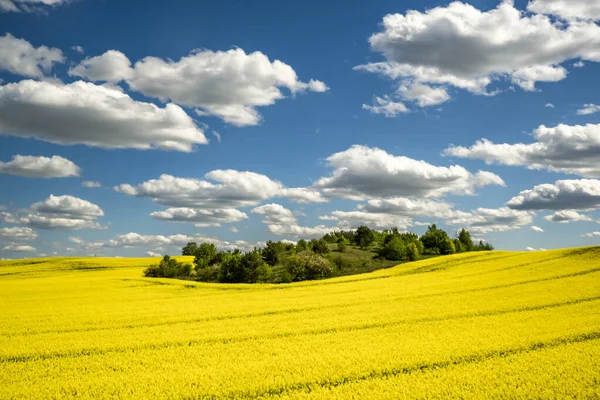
xmin=1 ymin=248 xmax=599 ymax=399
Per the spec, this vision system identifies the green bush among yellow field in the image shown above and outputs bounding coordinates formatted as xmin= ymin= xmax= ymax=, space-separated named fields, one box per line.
xmin=0 ymin=247 xmax=599 ymax=399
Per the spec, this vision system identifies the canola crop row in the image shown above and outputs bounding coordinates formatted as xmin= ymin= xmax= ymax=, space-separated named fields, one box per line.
xmin=0 ymin=248 xmax=599 ymax=399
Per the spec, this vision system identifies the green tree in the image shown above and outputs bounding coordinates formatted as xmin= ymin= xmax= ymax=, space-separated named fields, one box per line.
xmin=337 ymin=241 xmax=347 ymax=253
xmin=311 ymin=239 xmax=330 ymax=255
xmin=381 ymin=236 xmax=406 ymax=261
xmin=439 ymin=236 xmax=456 ymax=255
xmin=355 ymin=225 xmax=375 ymax=249
xmin=458 ymin=229 xmax=474 ymax=252
xmin=296 ymin=239 xmax=308 ymax=252
xmin=406 ymin=242 xmax=419 ymax=261
xmin=182 ymin=242 xmax=198 ymax=256
xmin=194 ymin=243 xmax=219 ymax=269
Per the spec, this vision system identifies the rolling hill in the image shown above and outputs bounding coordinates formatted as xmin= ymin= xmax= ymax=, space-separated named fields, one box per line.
xmin=1 ymin=247 xmax=599 ymax=399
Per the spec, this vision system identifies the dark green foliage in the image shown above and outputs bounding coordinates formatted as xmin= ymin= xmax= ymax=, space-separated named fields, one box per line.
xmin=310 ymin=239 xmax=330 ymax=255
xmin=355 ymin=225 xmax=375 ymax=249
xmin=380 ymin=236 xmax=406 ymax=261
xmin=407 ymin=243 xmax=419 ymax=261
xmin=420 ymin=224 xmax=456 ymax=255
xmin=458 ymin=229 xmax=474 ymax=252
xmin=144 ymin=255 xmax=193 ymax=278
xmin=285 ymin=252 xmax=333 ymax=282
xmin=262 ymin=240 xmax=284 ymax=266
xmin=296 ymin=239 xmax=308 ymax=252
xmin=182 ymin=242 xmax=198 ymax=256
xmin=193 ymin=243 xmax=219 ymax=269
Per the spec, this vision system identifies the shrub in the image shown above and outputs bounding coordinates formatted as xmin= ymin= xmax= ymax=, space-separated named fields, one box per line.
xmin=407 ymin=243 xmax=419 ymax=261
xmin=285 ymin=252 xmax=333 ymax=282
xmin=144 ymin=255 xmax=193 ymax=278
xmin=311 ymin=239 xmax=330 ymax=255
xmin=337 ymin=241 xmax=347 ymax=253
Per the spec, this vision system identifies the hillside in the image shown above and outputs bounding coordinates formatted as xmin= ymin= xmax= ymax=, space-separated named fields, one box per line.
xmin=1 ymin=247 xmax=599 ymax=399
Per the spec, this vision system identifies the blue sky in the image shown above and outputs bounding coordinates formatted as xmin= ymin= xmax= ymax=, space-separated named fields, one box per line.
xmin=1 ymin=0 xmax=599 ymax=258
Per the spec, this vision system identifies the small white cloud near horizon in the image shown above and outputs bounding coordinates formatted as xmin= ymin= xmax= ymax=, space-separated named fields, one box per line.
xmin=531 ymin=226 xmax=544 ymax=232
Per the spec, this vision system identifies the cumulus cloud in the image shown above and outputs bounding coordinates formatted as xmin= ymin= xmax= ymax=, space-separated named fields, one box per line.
xmin=0 ymin=80 xmax=207 ymax=152
xmin=445 ymin=207 xmax=533 ymax=235
xmin=543 ymin=210 xmax=593 ymax=223
xmin=146 ymin=251 xmax=161 ymax=257
xmin=69 ymin=50 xmax=135 ymax=83
xmin=527 ymin=0 xmax=600 ymax=21
xmin=577 ymin=104 xmax=600 ymax=116
xmin=356 ymin=1 xmax=600 ymax=107
xmin=116 ymin=171 xmax=283 ymax=208
xmin=1 ymin=243 xmax=37 ymax=252
xmin=69 ymin=48 xmax=328 ymax=126
xmin=0 ymin=155 xmax=80 ymax=178
xmin=397 ymin=83 xmax=451 ymax=107
xmin=443 ymin=123 xmax=600 ymax=178
xmin=71 ymin=45 xmax=84 ymax=54
xmin=362 ymin=96 xmax=408 ymax=117
xmin=314 ymin=145 xmax=504 ymax=200
xmin=7 ymin=195 xmax=106 ymax=230
xmin=0 ymin=0 xmax=72 ymax=12
xmin=150 ymin=207 xmax=248 ymax=227
xmin=73 ymin=232 xmax=262 ymax=252
xmin=507 ymin=179 xmax=600 ymax=211
xmin=277 ymin=188 xmax=328 ymax=203
xmin=81 ymin=181 xmax=101 ymax=188
xmin=545 ymin=103 xmax=554 ymax=108
xmin=252 ymin=204 xmax=297 ymax=225
xmin=531 ymin=226 xmax=544 ymax=232
xmin=582 ymin=232 xmax=600 ymax=238
xmin=0 ymin=34 xmax=63 ymax=77
xmin=327 ymin=210 xmax=412 ymax=229
xmin=0 ymin=226 xmax=37 ymax=240
xmin=252 ymin=203 xmax=334 ymax=238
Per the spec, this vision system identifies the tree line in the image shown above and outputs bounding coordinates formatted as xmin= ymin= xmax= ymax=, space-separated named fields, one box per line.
xmin=144 ymin=224 xmax=493 ymax=283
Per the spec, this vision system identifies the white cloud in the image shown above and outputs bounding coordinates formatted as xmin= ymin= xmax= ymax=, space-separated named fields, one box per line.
xmin=582 ymin=232 xmax=600 ymax=237
xmin=356 ymin=1 xmax=600 ymax=107
xmin=443 ymin=123 xmax=600 ymax=178
xmin=397 ymin=83 xmax=450 ymax=107
xmin=252 ymin=204 xmax=297 ymax=225
xmin=252 ymin=203 xmax=334 ymax=238
xmin=23 ymin=215 xmax=104 ymax=230
xmin=277 ymin=187 xmax=328 ymax=203
xmin=445 ymin=207 xmax=534 ymax=235
xmin=577 ymin=104 xmax=600 ymax=116
xmin=362 ymin=96 xmax=408 ymax=117
xmin=0 ymin=155 xmax=80 ymax=178
xmin=1 ymin=243 xmax=37 ymax=252
xmin=32 ymin=194 xmax=103 ymax=219
xmin=543 ymin=210 xmax=593 ymax=223
xmin=0 ymin=226 xmax=37 ymax=240
xmin=116 ymin=171 xmax=283 ymax=208
xmin=0 ymin=34 xmax=63 ymax=77
xmin=150 ymin=207 xmax=248 ymax=227
xmin=229 ymin=227 xmax=239 ymax=233
xmin=71 ymin=45 xmax=84 ymax=54
xmin=327 ymin=210 xmax=413 ymax=229
xmin=545 ymin=103 xmax=554 ymax=108
xmin=526 ymin=246 xmax=547 ymax=251
xmin=69 ymin=50 xmax=135 ymax=83
xmin=0 ymin=80 xmax=207 ymax=152
xmin=0 ymin=0 xmax=72 ymax=12
xmin=527 ymin=0 xmax=600 ymax=21
xmin=314 ymin=145 xmax=504 ymax=199
xmin=531 ymin=226 xmax=544 ymax=232
xmin=507 ymin=179 xmax=600 ymax=211
xmin=10 ymin=195 xmax=106 ymax=230
xmin=267 ymin=223 xmax=333 ymax=238
xmin=71 ymin=48 xmax=328 ymax=126
xmin=573 ymin=61 xmax=585 ymax=68
xmin=146 ymin=251 xmax=162 ymax=257
xmin=82 ymin=181 xmax=101 ymax=188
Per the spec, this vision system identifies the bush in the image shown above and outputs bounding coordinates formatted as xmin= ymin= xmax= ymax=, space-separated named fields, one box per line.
xmin=355 ymin=225 xmax=375 ymax=249
xmin=380 ymin=236 xmax=406 ymax=261
xmin=337 ymin=241 xmax=347 ymax=253
xmin=144 ymin=255 xmax=193 ymax=278
xmin=285 ymin=252 xmax=333 ymax=282
xmin=406 ymin=243 xmax=419 ymax=261
xmin=311 ymin=239 xmax=330 ymax=255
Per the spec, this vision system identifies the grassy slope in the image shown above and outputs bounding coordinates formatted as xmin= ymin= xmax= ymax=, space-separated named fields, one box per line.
xmin=0 ymin=247 xmax=599 ymax=399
